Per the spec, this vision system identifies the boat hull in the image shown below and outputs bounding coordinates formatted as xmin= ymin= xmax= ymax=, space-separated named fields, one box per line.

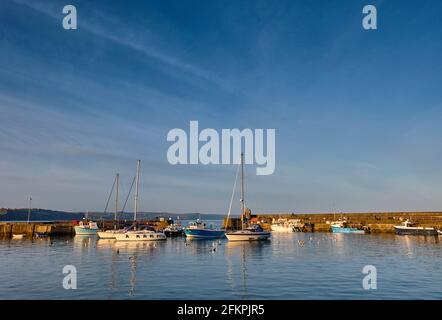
xmin=394 ymin=226 xmax=438 ymax=236
xmin=97 ymin=230 xmax=123 ymax=239
xmin=74 ymin=226 xmax=98 ymax=235
xmin=225 ymin=231 xmax=271 ymax=241
xmin=270 ymin=225 xmax=294 ymax=233
xmin=114 ymin=231 xmax=167 ymax=241
xmin=184 ymin=229 xmax=225 ymax=239
xmin=331 ymin=227 xmax=365 ymax=234
xmin=164 ymin=230 xmax=184 ymax=237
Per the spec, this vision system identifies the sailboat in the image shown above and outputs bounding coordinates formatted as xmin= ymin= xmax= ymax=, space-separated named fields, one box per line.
xmin=225 ymin=153 xmax=271 ymax=241
xmin=97 ymin=173 xmax=126 ymax=239
xmin=115 ymin=160 xmax=166 ymax=241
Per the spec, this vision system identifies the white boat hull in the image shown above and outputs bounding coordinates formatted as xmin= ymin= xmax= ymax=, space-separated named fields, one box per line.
xmin=115 ymin=231 xmax=167 ymax=241
xmin=270 ymin=224 xmax=294 ymax=232
xmin=12 ymin=234 xmax=25 ymax=239
xmin=225 ymin=231 xmax=271 ymax=241
xmin=97 ymin=230 xmax=125 ymax=239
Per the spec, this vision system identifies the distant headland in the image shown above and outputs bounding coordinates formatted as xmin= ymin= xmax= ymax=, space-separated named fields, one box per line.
xmin=0 ymin=208 xmax=226 ymax=222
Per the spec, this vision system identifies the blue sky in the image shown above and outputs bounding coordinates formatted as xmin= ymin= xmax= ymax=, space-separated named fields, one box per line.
xmin=1 ymin=0 xmax=442 ymax=214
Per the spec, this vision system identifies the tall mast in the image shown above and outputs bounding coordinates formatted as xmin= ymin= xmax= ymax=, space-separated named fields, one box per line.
xmin=114 ymin=173 xmax=119 ymax=229
xmin=240 ymin=152 xmax=245 ymax=231
xmin=134 ymin=160 xmax=141 ymax=221
xmin=27 ymin=196 xmax=32 ymax=224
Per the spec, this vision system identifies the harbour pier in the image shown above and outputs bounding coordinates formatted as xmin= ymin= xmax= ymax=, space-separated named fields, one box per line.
xmin=225 ymin=211 xmax=442 ymax=233
xmin=0 ymin=220 xmax=170 ymax=238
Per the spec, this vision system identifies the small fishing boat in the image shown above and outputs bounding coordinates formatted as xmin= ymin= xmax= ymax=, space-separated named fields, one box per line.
xmin=74 ymin=220 xmax=99 ymax=235
xmin=12 ymin=234 xmax=25 ymax=239
xmin=225 ymin=152 xmax=270 ymax=242
xmin=114 ymin=160 xmax=166 ymax=242
xmin=331 ymin=221 xmax=365 ymax=234
xmin=164 ymin=222 xmax=184 ymax=237
xmin=183 ymin=220 xmax=225 ymax=239
xmin=438 ymin=230 xmax=442 ymax=235
xmin=394 ymin=219 xmax=438 ymax=236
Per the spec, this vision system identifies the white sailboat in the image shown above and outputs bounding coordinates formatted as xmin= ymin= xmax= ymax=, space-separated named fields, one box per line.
xmin=225 ymin=153 xmax=271 ymax=241
xmin=115 ymin=160 xmax=166 ymax=241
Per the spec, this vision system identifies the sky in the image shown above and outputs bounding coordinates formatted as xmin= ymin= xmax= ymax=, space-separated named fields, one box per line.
xmin=1 ymin=0 xmax=442 ymax=214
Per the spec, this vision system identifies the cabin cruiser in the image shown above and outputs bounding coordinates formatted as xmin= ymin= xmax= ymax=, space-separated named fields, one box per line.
xmin=394 ymin=219 xmax=438 ymax=236
xmin=183 ymin=219 xmax=225 ymax=239
xmin=271 ymin=218 xmax=303 ymax=232
xmin=330 ymin=220 xmax=365 ymax=234
xmin=225 ymin=224 xmax=271 ymax=241
xmin=74 ymin=220 xmax=99 ymax=235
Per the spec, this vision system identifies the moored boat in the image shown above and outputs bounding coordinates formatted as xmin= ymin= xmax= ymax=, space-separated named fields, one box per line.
xmin=164 ymin=222 xmax=184 ymax=237
xmin=394 ymin=219 xmax=438 ymax=236
xmin=115 ymin=160 xmax=166 ymax=242
xmin=225 ymin=152 xmax=270 ymax=242
xmin=225 ymin=224 xmax=271 ymax=241
xmin=183 ymin=220 xmax=225 ymax=239
xmin=271 ymin=219 xmax=303 ymax=232
xmin=12 ymin=234 xmax=25 ymax=239
xmin=97 ymin=229 xmax=126 ymax=239
xmin=74 ymin=220 xmax=99 ymax=235
xmin=114 ymin=225 xmax=167 ymax=241
xmin=35 ymin=232 xmax=49 ymax=238
xmin=330 ymin=221 xmax=365 ymax=234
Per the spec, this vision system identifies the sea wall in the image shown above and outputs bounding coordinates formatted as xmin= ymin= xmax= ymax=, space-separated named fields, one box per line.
xmin=0 ymin=220 xmax=170 ymax=238
xmin=253 ymin=211 xmax=442 ymax=233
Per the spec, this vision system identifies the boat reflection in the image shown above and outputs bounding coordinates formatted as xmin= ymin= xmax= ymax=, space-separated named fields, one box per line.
xmin=224 ymin=241 xmax=269 ymax=300
xmin=73 ymin=234 xmax=95 ymax=251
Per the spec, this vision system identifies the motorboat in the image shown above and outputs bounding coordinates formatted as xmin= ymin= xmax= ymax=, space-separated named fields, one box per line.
xmin=394 ymin=219 xmax=438 ymax=236
xmin=270 ymin=219 xmax=303 ymax=232
xmin=330 ymin=220 xmax=365 ymax=234
xmin=164 ymin=222 xmax=184 ymax=237
xmin=183 ymin=219 xmax=225 ymax=239
xmin=74 ymin=220 xmax=99 ymax=235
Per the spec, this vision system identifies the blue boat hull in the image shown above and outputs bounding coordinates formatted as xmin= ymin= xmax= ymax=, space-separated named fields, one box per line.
xmin=184 ymin=229 xmax=225 ymax=239
xmin=332 ymin=227 xmax=365 ymax=234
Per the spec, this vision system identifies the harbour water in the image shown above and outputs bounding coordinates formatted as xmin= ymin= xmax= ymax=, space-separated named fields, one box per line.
xmin=0 ymin=227 xmax=441 ymax=299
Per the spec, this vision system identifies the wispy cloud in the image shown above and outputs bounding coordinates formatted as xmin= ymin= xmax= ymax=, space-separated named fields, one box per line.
xmin=12 ymin=0 xmax=232 ymax=92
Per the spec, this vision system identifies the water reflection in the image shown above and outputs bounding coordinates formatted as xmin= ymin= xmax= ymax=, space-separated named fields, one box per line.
xmin=224 ymin=241 xmax=269 ymax=300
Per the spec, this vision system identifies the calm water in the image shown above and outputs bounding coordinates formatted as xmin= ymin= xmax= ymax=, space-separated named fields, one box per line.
xmin=0 ymin=229 xmax=441 ymax=299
